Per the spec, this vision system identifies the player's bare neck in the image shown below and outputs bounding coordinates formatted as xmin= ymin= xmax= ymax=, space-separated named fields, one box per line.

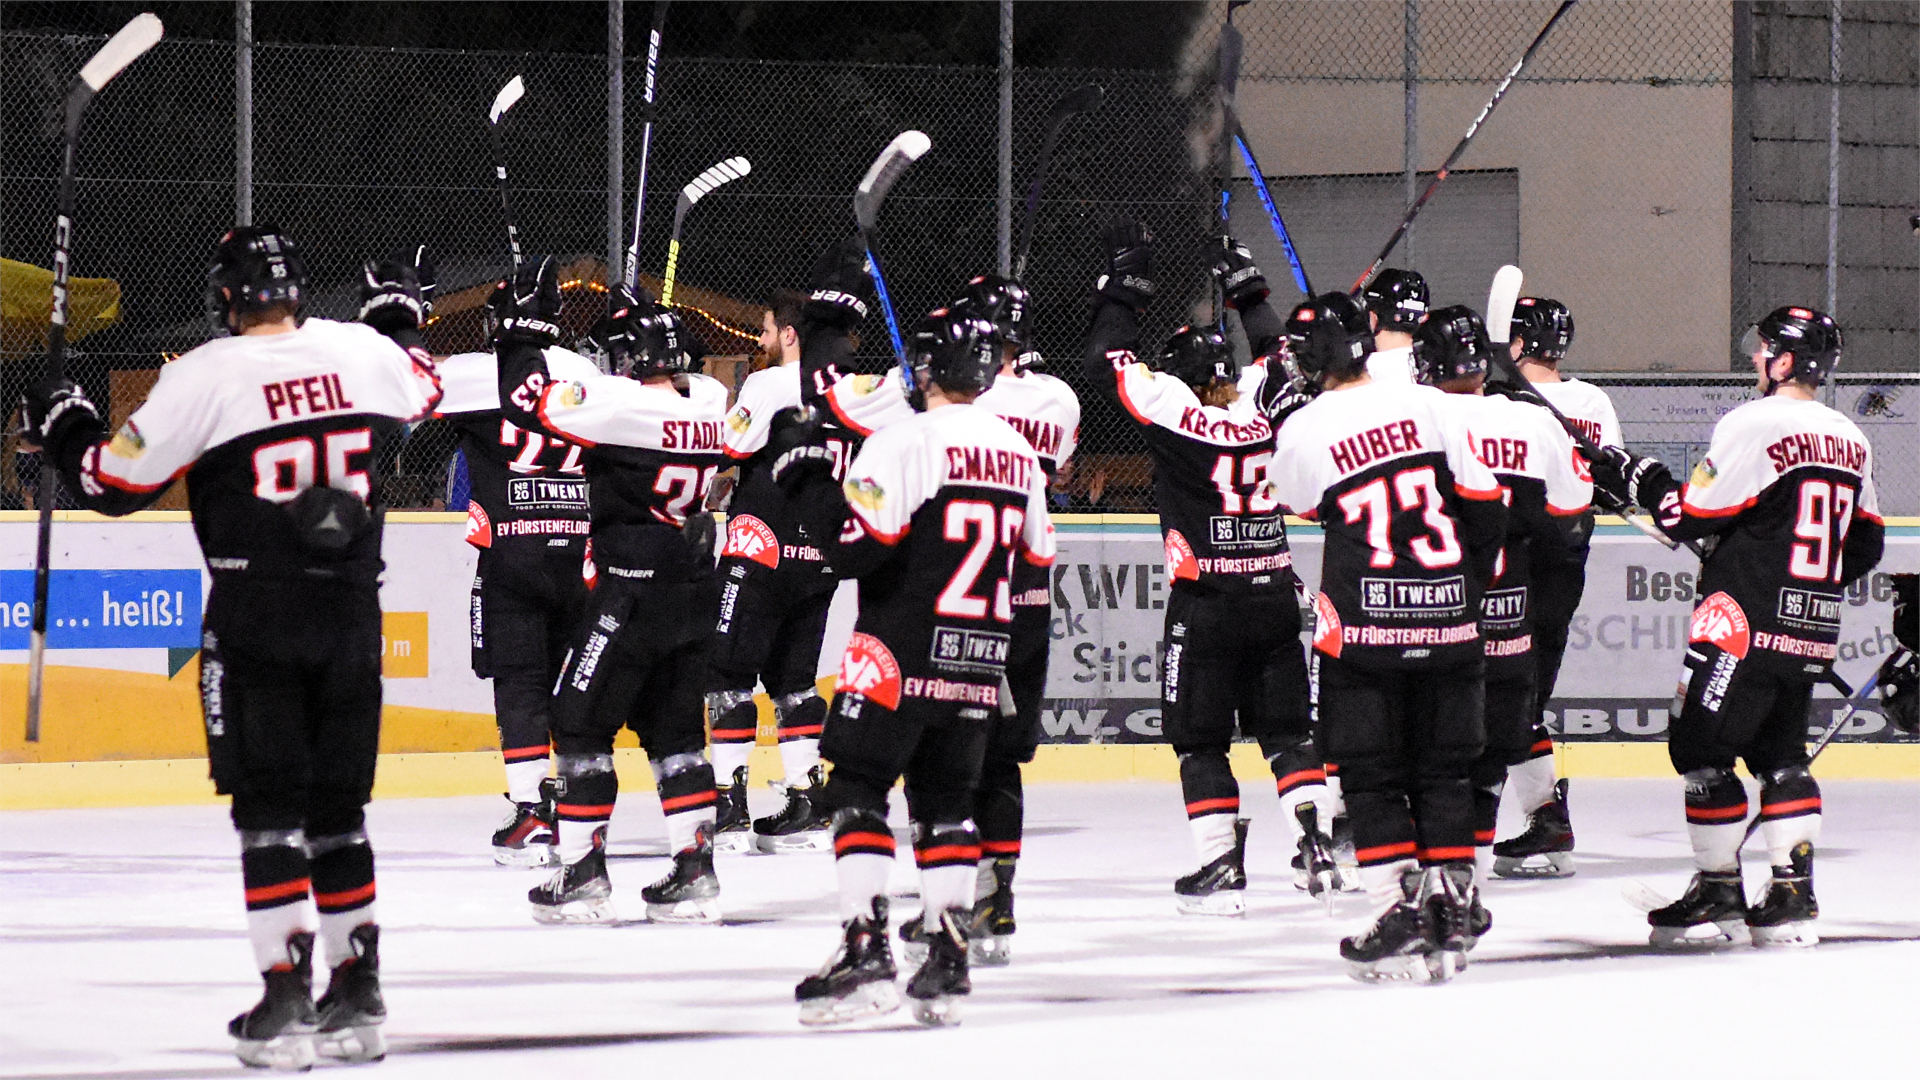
xmin=1323 ymin=370 xmax=1373 ymax=393
xmin=235 ymin=308 xmax=299 ymax=337
xmin=1374 ymin=331 xmax=1413 ymax=352
xmin=1771 ymin=382 xmax=1818 ymax=402
xmin=640 ymin=374 xmax=677 ymax=390
xmin=925 ymin=384 xmax=977 ymax=410
xmin=1519 ymin=357 xmax=1562 ymax=383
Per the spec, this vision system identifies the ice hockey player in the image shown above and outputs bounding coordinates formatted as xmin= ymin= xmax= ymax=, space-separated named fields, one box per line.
xmin=434 ymin=278 xmax=600 ymax=867
xmin=21 ymin=225 xmax=442 ymax=1067
xmin=1269 ymin=292 xmax=1507 ymax=983
xmin=707 ymin=288 xmax=847 ymax=854
xmin=1494 ymin=296 xmax=1620 ymax=877
xmin=1415 ymin=307 xmax=1592 ymax=909
xmin=1359 ymin=268 xmax=1429 ymax=383
xmin=1589 ymin=305 xmax=1882 ymax=948
xmin=491 ymin=257 xmax=731 ymax=925
xmin=784 ymin=300 xmax=1054 ymax=1028
xmin=1080 ymin=223 xmax=1332 ymax=916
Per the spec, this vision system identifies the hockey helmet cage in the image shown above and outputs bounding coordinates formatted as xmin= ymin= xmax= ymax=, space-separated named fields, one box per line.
xmin=1413 ymin=305 xmax=1495 ymax=386
xmin=1511 ymin=296 xmax=1573 ymax=362
xmin=1157 ymin=324 xmax=1237 ymax=388
xmin=208 ymin=224 xmax=307 ymax=325
xmin=611 ymin=306 xmax=692 ymax=380
xmin=1744 ymin=305 xmax=1843 ymax=387
xmin=956 ymin=273 xmax=1032 ymax=349
xmin=1360 ymin=267 xmax=1429 ymax=333
xmin=907 ymin=307 xmax=1000 ymax=395
xmin=1285 ymin=292 xmax=1373 ymax=384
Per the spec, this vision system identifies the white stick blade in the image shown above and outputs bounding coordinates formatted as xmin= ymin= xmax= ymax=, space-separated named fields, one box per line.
xmin=490 ymin=76 xmax=526 ymax=123
xmin=1486 ymin=264 xmax=1524 ymax=344
xmin=859 ymin=130 xmax=931 ymax=195
xmin=78 ymin=13 xmax=163 ymax=91
xmin=683 ymin=156 xmax=751 ymax=203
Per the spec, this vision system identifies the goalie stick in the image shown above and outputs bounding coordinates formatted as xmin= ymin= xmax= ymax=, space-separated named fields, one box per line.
xmin=660 ymin=156 xmax=750 ymax=308
xmin=622 ymin=0 xmax=671 ymax=300
xmin=1011 ymin=83 xmax=1104 ymax=281
xmin=1350 ymin=0 xmax=1576 ymax=293
xmin=854 ymin=130 xmax=931 ymax=372
xmin=1622 ymin=669 xmax=1880 ymax=914
xmin=27 ymin=12 xmax=165 ymax=742
xmin=1483 ymin=264 xmax=1698 ymax=556
xmin=487 ymin=75 xmax=528 ymax=279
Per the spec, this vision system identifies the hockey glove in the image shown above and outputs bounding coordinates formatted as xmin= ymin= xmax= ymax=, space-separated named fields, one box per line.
xmin=1879 ymin=646 xmax=1920 ymax=734
xmin=1096 ymin=218 xmax=1155 ymax=312
xmin=804 ymin=238 xmax=871 ymax=331
xmin=357 ymin=253 xmax=432 ymax=336
xmin=1586 ymin=446 xmax=1672 ymax=513
xmin=21 ymin=376 xmax=104 ymax=459
xmin=772 ymin=444 xmax=838 ymax=491
xmin=489 ymin=255 xmax=564 ymax=349
xmin=1253 ymin=353 xmax=1317 ymax=426
xmin=1210 ymin=234 xmax=1269 ymax=311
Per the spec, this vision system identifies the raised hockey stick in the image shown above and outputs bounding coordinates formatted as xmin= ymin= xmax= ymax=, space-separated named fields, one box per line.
xmin=1212 ymin=8 xmax=1244 ymax=326
xmin=622 ymin=0 xmax=671 ymax=299
xmin=1228 ymin=112 xmax=1313 ymax=295
xmin=854 ymin=130 xmax=932 ymax=370
xmin=1483 ymin=265 xmax=1696 ymax=555
xmin=1349 ymin=0 xmax=1576 ymax=293
xmin=27 ymin=12 xmax=165 ymax=743
xmin=659 ymin=156 xmax=750 ymax=308
xmin=487 ymin=75 xmax=527 ymax=280
xmin=1011 ymin=82 xmax=1104 ymax=281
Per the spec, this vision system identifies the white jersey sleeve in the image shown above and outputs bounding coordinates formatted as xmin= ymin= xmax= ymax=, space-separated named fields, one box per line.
xmin=826 ymin=371 xmax=917 ymax=436
xmin=723 ymin=363 xmax=801 ymax=459
xmin=840 ymin=420 xmax=941 ymax=543
xmin=536 ymin=371 xmax=728 ymax=449
xmin=435 ymin=345 xmax=598 ymax=416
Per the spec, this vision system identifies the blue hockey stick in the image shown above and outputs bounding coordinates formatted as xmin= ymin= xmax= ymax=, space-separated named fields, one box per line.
xmin=1233 ymin=128 xmax=1313 ymax=295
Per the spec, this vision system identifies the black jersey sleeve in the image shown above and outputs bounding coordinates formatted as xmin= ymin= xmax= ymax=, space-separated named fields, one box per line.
xmin=495 ymin=340 xmax=552 ymax=435
xmin=1842 ymin=515 xmax=1886 ymax=589
xmin=1237 ymin=295 xmax=1285 ymax=358
xmin=1080 ymin=296 xmax=1140 ymax=407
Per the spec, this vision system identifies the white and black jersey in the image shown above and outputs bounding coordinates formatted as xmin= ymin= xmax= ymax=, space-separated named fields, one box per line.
xmin=1366 ymin=344 xmax=1416 ymax=385
xmin=1448 ymin=393 xmax=1592 ymax=674
xmin=498 ymin=342 xmax=729 ymax=584
xmin=720 ymin=362 xmax=845 ymax=581
xmin=1271 ymin=381 xmax=1507 ymax=669
xmin=436 ymin=347 xmax=598 ymax=560
xmin=1645 ymin=395 xmax=1884 ymax=678
xmin=1527 ymin=376 xmax=1622 ymax=451
xmin=973 ymin=369 xmax=1079 ymax=613
xmin=1082 ymin=305 xmax=1294 ymax=596
xmin=833 ymin=403 xmax=1055 ymax=713
xmin=63 ymin=317 xmax=441 ymax=583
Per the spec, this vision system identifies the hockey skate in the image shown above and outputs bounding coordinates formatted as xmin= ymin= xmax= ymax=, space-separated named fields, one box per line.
xmin=1747 ymin=842 xmax=1819 ymax=948
xmin=967 ymin=857 xmax=1017 ymax=966
xmin=1291 ymin=802 xmax=1339 ymax=910
xmin=642 ymin=824 xmax=722 ymax=923
xmin=1339 ymin=871 xmax=1428 ymax=983
xmin=1493 ymin=778 xmax=1575 ymax=878
xmin=905 ymin=908 xmax=970 ymax=1026
xmin=797 ymin=896 xmax=900 ymax=1026
xmin=1648 ymin=869 xmax=1748 ymax=948
xmin=229 ymin=930 xmax=318 ymax=1071
xmin=491 ymin=777 xmax=559 ymax=867
xmin=314 ymin=924 xmax=387 ymax=1064
xmin=1329 ymin=814 xmax=1363 ymax=891
xmin=529 ymin=832 xmax=616 ymax=924
xmin=714 ymin=766 xmax=753 ymax=855
xmin=1175 ymin=818 xmax=1248 ymax=916
xmin=1417 ymin=864 xmax=1477 ymax=982
xmin=753 ymin=765 xmax=832 ymax=853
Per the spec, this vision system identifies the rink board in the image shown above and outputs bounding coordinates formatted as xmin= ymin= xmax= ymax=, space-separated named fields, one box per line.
xmin=1 ymin=511 xmax=1916 ymax=807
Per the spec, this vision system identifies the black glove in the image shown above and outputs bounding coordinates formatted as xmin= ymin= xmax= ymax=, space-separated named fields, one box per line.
xmin=1585 ymin=446 xmax=1672 ymax=513
xmin=1253 ymin=355 xmax=1316 ymax=426
xmin=488 ymin=255 xmax=564 ymax=349
xmin=1096 ymin=218 xmax=1155 ymax=312
xmin=1210 ymin=234 xmax=1268 ymax=311
xmin=685 ymin=510 xmax=718 ymax=565
xmin=804 ymin=238 xmax=871 ymax=330
xmin=1879 ymin=646 xmax=1920 ymax=734
xmin=21 ymin=376 xmax=103 ymax=458
xmin=357 ymin=249 xmax=433 ymax=336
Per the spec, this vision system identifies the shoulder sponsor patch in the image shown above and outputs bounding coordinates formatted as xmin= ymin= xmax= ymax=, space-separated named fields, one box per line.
xmin=1312 ymin=592 xmax=1342 ymax=658
xmin=464 ymin=502 xmax=492 ymax=549
xmin=725 ymin=405 xmax=753 ymax=434
xmin=1689 ymin=457 xmax=1717 ymax=488
xmin=845 ymin=477 xmax=886 ymax=513
xmin=849 ymin=374 xmax=887 ymax=396
xmin=1689 ymin=591 xmax=1749 ymax=659
xmin=838 ymin=632 xmax=902 ymax=709
xmin=722 ymin=513 xmax=780 ymax=568
xmin=1165 ymin=529 xmax=1198 ymax=582
xmin=107 ymin=421 xmax=146 ymax=459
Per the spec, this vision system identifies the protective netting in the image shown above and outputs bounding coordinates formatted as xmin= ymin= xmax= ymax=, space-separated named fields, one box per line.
xmin=3 ymin=2 xmax=1917 ymax=513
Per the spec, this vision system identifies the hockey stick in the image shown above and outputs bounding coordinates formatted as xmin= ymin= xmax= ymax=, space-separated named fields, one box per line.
xmin=659 ymin=156 xmax=750 ymax=308
xmin=621 ymin=0 xmax=671 ymax=300
xmin=26 ymin=12 xmax=165 ymax=743
xmin=1227 ymin=110 xmax=1312 ymax=295
xmin=1483 ymin=265 xmax=1696 ymax=555
xmin=487 ymin=75 xmax=527 ymax=280
xmin=854 ymin=130 xmax=932 ymax=371
xmin=1349 ymin=0 xmax=1576 ymax=293
xmin=1622 ymin=669 xmax=1879 ymax=913
xmin=1011 ymin=83 xmax=1105 ymax=281
xmin=1212 ymin=8 xmax=1244 ymax=326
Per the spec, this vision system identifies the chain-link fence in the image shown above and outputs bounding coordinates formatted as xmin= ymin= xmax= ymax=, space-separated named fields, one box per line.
xmin=4 ymin=2 xmax=1918 ymax=513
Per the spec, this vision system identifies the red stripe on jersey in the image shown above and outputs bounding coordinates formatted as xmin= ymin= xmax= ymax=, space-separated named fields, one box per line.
xmin=314 ymin=882 xmax=377 ymax=911
xmin=914 ymin=844 xmax=982 ymax=866
xmin=1420 ymin=846 xmax=1475 ymax=862
xmin=245 ymin=878 xmax=312 ymax=906
xmin=834 ymin=831 xmax=897 ymax=855
xmin=827 ymin=390 xmax=877 ymax=437
xmin=1114 ymin=366 xmax=1154 ymax=426
xmin=1184 ymin=797 xmax=1240 ymax=817
xmin=501 ymin=746 xmax=550 ymax=762
xmin=1355 ymin=841 xmax=1417 ymax=865
xmin=660 ymin=791 xmax=717 ymax=813
xmin=981 ymin=840 xmax=1021 ymax=856
xmin=1273 ymin=769 xmax=1326 ymax=794
xmin=1686 ymin=803 xmax=1749 ymax=822
xmin=536 ymin=386 xmax=599 ymax=448
xmin=710 ymin=727 xmax=758 ymax=741
xmin=1760 ymin=796 xmax=1822 ymax=818
xmin=556 ymin=802 xmax=616 ymax=819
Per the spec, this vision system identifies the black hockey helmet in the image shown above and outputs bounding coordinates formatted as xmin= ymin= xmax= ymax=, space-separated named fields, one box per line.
xmin=208 ymin=224 xmax=307 ymax=326
xmin=1157 ymin=324 xmax=1236 ymax=388
xmin=1511 ymin=296 xmax=1573 ymax=362
xmin=1360 ymin=268 xmax=1429 ymax=333
xmin=610 ymin=304 xmax=692 ymax=379
xmin=907 ymin=307 xmax=1000 ymax=395
xmin=955 ymin=273 xmax=1031 ymax=350
xmin=1744 ymin=305 xmax=1843 ymax=388
xmin=1285 ymin=292 xmax=1373 ymax=384
xmin=1413 ymin=305 xmax=1496 ymax=386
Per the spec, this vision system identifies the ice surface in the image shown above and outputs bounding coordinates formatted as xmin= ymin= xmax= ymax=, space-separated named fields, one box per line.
xmin=4 ymin=779 xmax=1917 ymax=1078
